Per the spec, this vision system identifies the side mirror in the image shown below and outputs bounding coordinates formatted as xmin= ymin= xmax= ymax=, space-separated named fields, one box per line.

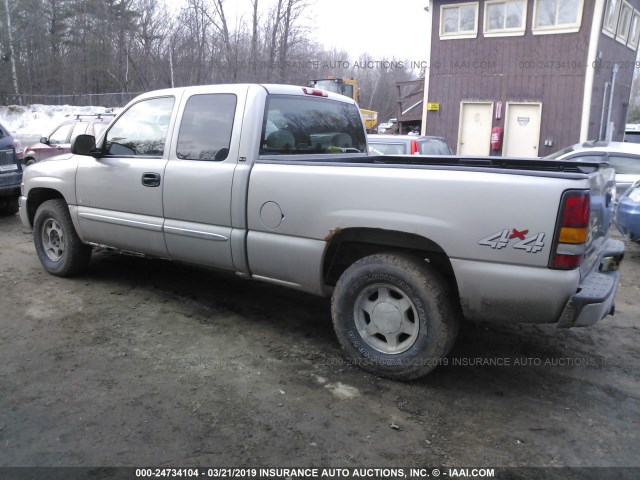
xmin=39 ymin=137 xmax=48 ymax=145
xmin=72 ymin=134 xmax=100 ymax=157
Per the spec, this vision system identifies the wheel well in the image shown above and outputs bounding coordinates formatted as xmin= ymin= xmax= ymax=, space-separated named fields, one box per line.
xmin=26 ymin=188 xmax=65 ymax=226
xmin=323 ymin=228 xmax=458 ymax=294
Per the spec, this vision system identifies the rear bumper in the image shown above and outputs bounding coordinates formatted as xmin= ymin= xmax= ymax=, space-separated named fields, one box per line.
xmin=557 ymin=239 xmax=625 ymax=328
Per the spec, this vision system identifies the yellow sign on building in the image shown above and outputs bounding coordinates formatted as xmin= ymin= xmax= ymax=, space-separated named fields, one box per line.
xmin=427 ymin=103 xmax=440 ymax=111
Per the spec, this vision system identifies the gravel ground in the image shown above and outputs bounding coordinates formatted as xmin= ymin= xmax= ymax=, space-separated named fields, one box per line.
xmin=0 ymin=212 xmax=639 ymax=478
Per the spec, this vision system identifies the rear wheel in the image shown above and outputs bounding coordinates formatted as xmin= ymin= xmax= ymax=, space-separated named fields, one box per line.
xmin=33 ymin=199 xmax=91 ymax=276
xmin=331 ymin=253 xmax=460 ymax=381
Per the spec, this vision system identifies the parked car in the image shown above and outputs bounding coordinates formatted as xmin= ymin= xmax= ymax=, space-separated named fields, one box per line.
xmin=376 ymin=118 xmax=397 ymax=134
xmin=624 ymin=123 xmax=640 ymax=144
xmin=22 ymin=113 xmax=115 ymax=166
xmin=616 ymin=180 xmax=640 ymax=243
xmin=0 ymin=120 xmax=23 ymax=215
xmin=546 ymin=141 xmax=640 ymax=197
xmin=368 ymin=134 xmax=452 ymax=156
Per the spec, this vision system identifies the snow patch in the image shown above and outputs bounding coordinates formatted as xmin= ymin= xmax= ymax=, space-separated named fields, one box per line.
xmin=0 ymin=104 xmax=119 ymax=137
xmin=325 ymin=382 xmax=361 ymax=400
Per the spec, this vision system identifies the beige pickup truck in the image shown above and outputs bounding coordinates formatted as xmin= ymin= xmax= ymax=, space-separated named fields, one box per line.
xmin=20 ymin=84 xmax=625 ymax=380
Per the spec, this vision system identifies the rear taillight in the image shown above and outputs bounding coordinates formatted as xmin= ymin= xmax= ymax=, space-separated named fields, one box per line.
xmin=411 ymin=139 xmax=419 ymax=154
xmin=549 ymin=190 xmax=590 ymax=270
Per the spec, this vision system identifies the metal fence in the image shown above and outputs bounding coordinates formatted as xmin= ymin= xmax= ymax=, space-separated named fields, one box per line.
xmin=0 ymin=92 xmax=142 ymax=107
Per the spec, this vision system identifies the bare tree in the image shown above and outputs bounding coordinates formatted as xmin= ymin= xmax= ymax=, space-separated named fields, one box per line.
xmin=0 ymin=0 xmax=416 ymax=111
xmin=3 ymin=0 xmax=20 ymax=101
xmin=250 ymin=0 xmax=259 ymax=81
xmin=277 ymin=0 xmax=308 ymax=82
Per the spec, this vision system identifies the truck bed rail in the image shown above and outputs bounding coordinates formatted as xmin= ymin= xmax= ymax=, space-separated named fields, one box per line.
xmin=368 ymin=155 xmax=605 ymax=174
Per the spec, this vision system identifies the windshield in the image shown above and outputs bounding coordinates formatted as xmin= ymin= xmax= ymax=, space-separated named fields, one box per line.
xmin=342 ymin=84 xmax=355 ymax=99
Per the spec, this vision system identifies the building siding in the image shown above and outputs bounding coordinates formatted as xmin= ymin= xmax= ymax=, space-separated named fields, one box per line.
xmin=588 ymin=26 xmax=639 ymax=140
xmin=426 ymin=0 xmax=638 ymax=155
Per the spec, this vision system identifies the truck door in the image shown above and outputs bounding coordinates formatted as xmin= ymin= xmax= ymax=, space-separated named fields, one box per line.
xmin=162 ymin=89 xmax=243 ymax=270
xmin=75 ymin=96 xmax=175 ymax=256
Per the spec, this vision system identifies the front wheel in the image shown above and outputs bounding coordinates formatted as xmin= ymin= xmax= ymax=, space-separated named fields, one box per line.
xmin=33 ymin=199 xmax=92 ymax=276
xmin=331 ymin=253 xmax=460 ymax=381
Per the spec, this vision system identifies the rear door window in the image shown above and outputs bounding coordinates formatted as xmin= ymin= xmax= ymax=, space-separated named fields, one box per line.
xmin=176 ymin=94 xmax=237 ymax=161
xmin=261 ymin=95 xmax=366 ymax=155
xmin=70 ymin=122 xmax=89 ymax=143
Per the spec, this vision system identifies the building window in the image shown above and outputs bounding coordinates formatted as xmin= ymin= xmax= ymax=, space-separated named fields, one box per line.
xmin=440 ymin=2 xmax=479 ymax=39
xmin=533 ymin=0 xmax=584 ymax=34
xmin=484 ymin=0 xmax=526 ymax=36
xmin=603 ymin=0 xmax=622 ymax=36
xmin=616 ymin=2 xmax=633 ymax=44
xmin=628 ymin=10 xmax=640 ymax=49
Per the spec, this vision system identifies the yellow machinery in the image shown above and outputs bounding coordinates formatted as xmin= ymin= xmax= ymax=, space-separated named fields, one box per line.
xmin=308 ymin=77 xmax=378 ymax=131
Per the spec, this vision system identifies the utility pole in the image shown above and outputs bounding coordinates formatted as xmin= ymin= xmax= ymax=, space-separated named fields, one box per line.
xmin=606 ymin=64 xmax=619 ymax=142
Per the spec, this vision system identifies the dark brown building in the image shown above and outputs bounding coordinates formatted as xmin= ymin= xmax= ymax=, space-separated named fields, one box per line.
xmin=421 ymin=0 xmax=640 ymax=156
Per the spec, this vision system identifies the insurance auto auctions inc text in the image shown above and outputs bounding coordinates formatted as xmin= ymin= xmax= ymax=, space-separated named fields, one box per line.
xmin=253 ymin=467 xmax=495 ymax=478
xmin=135 ymin=467 xmax=496 ymax=479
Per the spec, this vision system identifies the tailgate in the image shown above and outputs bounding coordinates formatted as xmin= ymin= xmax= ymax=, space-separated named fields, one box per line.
xmin=581 ymin=165 xmax=617 ymax=277
xmin=0 ymin=148 xmax=20 ymax=173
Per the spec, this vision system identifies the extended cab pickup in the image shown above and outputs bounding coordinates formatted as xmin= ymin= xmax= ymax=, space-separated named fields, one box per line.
xmin=20 ymin=84 xmax=625 ymax=380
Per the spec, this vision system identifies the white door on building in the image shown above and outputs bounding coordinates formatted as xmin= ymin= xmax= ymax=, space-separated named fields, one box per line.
xmin=503 ymin=103 xmax=542 ymax=157
xmin=458 ymin=102 xmax=493 ymax=155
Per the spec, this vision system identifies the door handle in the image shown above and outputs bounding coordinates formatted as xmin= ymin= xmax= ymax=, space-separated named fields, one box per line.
xmin=141 ymin=172 xmax=161 ymax=187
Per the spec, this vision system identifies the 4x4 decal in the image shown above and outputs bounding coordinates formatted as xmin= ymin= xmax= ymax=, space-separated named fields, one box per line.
xmin=479 ymin=228 xmax=545 ymax=254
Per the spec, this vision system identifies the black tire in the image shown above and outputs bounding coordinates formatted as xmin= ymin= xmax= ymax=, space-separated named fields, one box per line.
xmin=0 ymin=196 xmax=19 ymax=216
xmin=33 ymin=199 xmax=92 ymax=276
xmin=25 ymin=158 xmax=36 ymax=167
xmin=331 ymin=253 xmax=460 ymax=381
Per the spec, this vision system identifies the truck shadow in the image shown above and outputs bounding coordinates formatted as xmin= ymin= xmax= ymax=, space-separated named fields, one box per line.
xmin=84 ymin=248 xmax=627 ymax=395
xmin=85 ymin=248 xmax=337 ymax=343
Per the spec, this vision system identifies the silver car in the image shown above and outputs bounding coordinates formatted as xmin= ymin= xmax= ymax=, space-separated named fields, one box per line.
xmin=368 ymin=134 xmax=452 ymax=156
xmin=546 ymin=141 xmax=640 ymax=197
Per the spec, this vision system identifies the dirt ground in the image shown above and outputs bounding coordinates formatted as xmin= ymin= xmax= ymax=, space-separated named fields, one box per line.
xmin=0 ymin=212 xmax=639 ymax=475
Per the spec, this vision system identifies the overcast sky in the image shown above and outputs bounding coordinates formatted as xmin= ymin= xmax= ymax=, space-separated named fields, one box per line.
xmin=306 ymin=0 xmax=431 ymax=60
xmin=222 ymin=0 xmax=431 ymax=61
